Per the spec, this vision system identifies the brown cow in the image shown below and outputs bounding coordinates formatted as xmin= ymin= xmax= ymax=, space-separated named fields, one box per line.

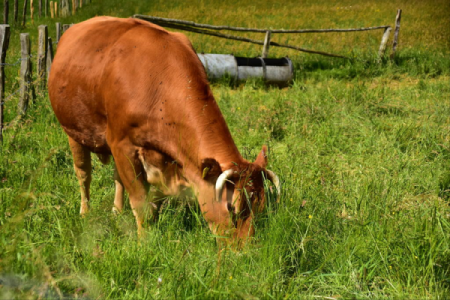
xmin=48 ymin=17 xmax=280 ymax=241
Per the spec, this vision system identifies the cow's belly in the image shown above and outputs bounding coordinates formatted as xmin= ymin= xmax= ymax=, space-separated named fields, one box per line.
xmin=62 ymin=124 xmax=110 ymax=154
xmin=51 ymin=92 xmax=110 ymax=154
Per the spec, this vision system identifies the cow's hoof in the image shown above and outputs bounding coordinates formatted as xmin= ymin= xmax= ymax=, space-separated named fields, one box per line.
xmin=112 ymin=207 xmax=122 ymax=215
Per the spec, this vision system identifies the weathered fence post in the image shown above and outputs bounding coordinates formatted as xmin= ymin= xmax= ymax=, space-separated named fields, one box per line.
xmin=18 ymin=33 xmax=32 ymax=115
xmin=62 ymin=23 xmax=70 ymax=32
xmin=0 ymin=25 xmax=10 ymax=143
xmin=261 ymin=30 xmax=271 ymax=58
xmin=56 ymin=22 xmax=61 ymax=42
xmin=30 ymin=0 xmax=34 ymax=25
xmin=54 ymin=1 xmax=57 ymax=17
xmin=60 ymin=0 xmax=69 ymax=17
xmin=46 ymin=37 xmax=53 ymax=81
xmin=390 ymin=9 xmax=402 ymax=59
xmin=3 ymin=0 xmax=9 ymax=24
xmin=38 ymin=0 xmax=42 ymax=18
xmin=14 ymin=0 xmax=18 ymax=23
xmin=72 ymin=0 xmax=76 ymax=15
xmin=377 ymin=26 xmax=391 ymax=60
xmin=50 ymin=1 xmax=54 ymax=18
xmin=37 ymin=25 xmax=48 ymax=91
xmin=21 ymin=0 xmax=27 ymax=27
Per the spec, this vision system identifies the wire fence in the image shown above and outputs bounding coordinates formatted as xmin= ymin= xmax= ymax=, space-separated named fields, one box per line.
xmin=0 ymin=56 xmax=32 ymax=67
xmin=1 ymin=6 xmax=402 ymax=143
xmin=1 ymin=0 xmax=95 ymax=143
xmin=0 ymin=21 xmax=73 ymax=141
xmin=133 ymin=14 xmax=395 ymax=59
xmin=1 ymin=86 xmax=24 ymax=107
xmin=0 ymin=55 xmax=35 ymax=106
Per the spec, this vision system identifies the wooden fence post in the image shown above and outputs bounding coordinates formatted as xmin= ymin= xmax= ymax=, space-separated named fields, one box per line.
xmin=14 ymin=0 xmax=18 ymax=23
xmin=377 ymin=26 xmax=391 ymax=60
xmin=54 ymin=1 xmax=57 ymax=17
xmin=3 ymin=0 xmax=9 ymax=24
xmin=50 ymin=1 xmax=54 ymax=18
xmin=38 ymin=0 xmax=42 ymax=18
xmin=62 ymin=23 xmax=70 ymax=32
xmin=72 ymin=0 xmax=76 ymax=15
xmin=61 ymin=0 xmax=69 ymax=17
xmin=37 ymin=25 xmax=48 ymax=91
xmin=0 ymin=25 xmax=10 ymax=143
xmin=18 ymin=33 xmax=32 ymax=115
xmin=21 ymin=0 xmax=27 ymax=27
xmin=46 ymin=37 xmax=53 ymax=80
xmin=56 ymin=22 xmax=61 ymax=42
xmin=390 ymin=9 xmax=402 ymax=59
xmin=30 ymin=0 xmax=34 ymax=25
xmin=261 ymin=30 xmax=271 ymax=58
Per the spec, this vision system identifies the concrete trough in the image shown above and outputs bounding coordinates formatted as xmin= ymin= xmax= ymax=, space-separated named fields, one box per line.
xmin=197 ymin=54 xmax=294 ymax=85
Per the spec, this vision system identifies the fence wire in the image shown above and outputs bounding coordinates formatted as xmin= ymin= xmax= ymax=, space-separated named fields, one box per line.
xmin=1 ymin=54 xmax=35 ymax=107
xmin=0 ymin=55 xmax=33 ymax=67
xmin=0 ymin=86 xmax=24 ymax=106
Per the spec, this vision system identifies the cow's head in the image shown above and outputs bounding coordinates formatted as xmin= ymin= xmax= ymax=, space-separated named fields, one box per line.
xmin=201 ymin=146 xmax=280 ymax=242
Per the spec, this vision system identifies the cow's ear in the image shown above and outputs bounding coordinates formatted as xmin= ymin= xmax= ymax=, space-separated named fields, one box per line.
xmin=201 ymin=158 xmax=222 ymax=182
xmin=254 ymin=145 xmax=268 ymax=168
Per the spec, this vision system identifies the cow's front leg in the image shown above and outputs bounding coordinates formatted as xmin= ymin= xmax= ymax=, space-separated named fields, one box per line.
xmin=111 ymin=144 xmax=154 ymax=236
xmin=112 ymin=164 xmax=125 ymax=214
xmin=68 ymin=136 xmax=92 ymax=215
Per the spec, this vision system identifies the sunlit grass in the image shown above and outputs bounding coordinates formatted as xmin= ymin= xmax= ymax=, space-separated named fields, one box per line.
xmin=1 ymin=0 xmax=450 ymax=299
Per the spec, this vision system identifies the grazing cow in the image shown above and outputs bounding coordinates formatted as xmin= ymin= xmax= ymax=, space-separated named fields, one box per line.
xmin=48 ymin=17 xmax=280 ymax=241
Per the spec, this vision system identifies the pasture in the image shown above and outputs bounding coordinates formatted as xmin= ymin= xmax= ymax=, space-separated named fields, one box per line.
xmin=1 ymin=0 xmax=450 ymax=298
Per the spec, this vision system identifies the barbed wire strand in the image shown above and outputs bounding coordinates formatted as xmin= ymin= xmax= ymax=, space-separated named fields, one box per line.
xmin=0 ymin=55 xmax=33 ymax=67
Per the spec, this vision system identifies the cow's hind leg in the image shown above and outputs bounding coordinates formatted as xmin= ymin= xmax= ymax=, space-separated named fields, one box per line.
xmin=112 ymin=164 xmax=125 ymax=214
xmin=111 ymin=144 xmax=154 ymax=236
xmin=68 ymin=136 xmax=92 ymax=215
xmin=95 ymin=154 xmax=125 ymax=214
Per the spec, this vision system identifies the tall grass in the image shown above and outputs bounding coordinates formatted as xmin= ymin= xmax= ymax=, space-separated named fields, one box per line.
xmin=1 ymin=0 xmax=449 ymax=299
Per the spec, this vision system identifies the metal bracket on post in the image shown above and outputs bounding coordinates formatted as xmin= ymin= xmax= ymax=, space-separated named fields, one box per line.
xmin=261 ymin=30 xmax=271 ymax=58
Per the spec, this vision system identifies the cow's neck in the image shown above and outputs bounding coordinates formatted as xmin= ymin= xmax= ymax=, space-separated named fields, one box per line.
xmin=150 ymin=69 xmax=248 ymax=181
xmin=162 ymin=93 xmax=246 ymax=179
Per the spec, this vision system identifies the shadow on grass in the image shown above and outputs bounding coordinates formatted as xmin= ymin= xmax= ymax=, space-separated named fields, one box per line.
xmin=0 ymin=274 xmax=91 ymax=300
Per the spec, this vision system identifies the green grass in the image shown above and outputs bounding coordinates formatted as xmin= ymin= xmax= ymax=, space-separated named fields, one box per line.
xmin=1 ymin=0 xmax=450 ymax=299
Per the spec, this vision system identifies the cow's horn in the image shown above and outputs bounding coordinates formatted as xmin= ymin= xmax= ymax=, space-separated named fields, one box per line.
xmin=266 ymin=170 xmax=281 ymax=200
xmin=215 ymin=169 xmax=234 ymax=201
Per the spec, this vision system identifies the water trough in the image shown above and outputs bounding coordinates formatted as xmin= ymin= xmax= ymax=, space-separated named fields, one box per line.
xmin=197 ymin=54 xmax=294 ymax=85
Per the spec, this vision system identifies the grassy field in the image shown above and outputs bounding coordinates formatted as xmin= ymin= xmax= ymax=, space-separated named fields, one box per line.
xmin=1 ymin=0 xmax=450 ymax=299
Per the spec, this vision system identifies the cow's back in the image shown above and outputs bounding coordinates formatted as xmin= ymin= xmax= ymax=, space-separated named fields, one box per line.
xmin=48 ymin=17 xmax=206 ymax=154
